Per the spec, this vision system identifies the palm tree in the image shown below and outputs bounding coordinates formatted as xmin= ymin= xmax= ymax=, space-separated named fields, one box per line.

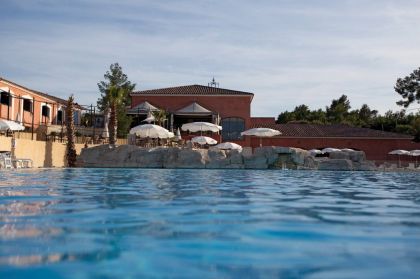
xmin=152 ymin=109 xmax=167 ymax=127
xmin=66 ymin=95 xmax=77 ymax=167
xmin=107 ymin=85 xmax=124 ymax=145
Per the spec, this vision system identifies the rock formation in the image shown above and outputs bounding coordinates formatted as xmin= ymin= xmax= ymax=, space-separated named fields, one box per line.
xmin=77 ymin=145 xmax=377 ymax=171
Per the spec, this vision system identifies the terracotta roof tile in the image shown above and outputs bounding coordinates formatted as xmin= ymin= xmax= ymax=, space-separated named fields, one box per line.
xmin=131 ymin=85 xmax=254 ymax=96
xmin=0 ymin=77 xmax=69 ymax=105
xmin=250 ymin=123 xmax=413 ymax=139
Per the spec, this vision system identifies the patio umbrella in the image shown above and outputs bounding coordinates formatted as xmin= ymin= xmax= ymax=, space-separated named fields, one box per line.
xmin=0 ymin=119 xmax=24 ymax=161
xmin=321 ymin=147 xmax=342 ymax=153
xmin=129 ymin=124 xmax=172 ymax=139
xmin=241 ymin=128 xmax=281 ymax=147
xmin=175 ymin=128 xmax=182 ymax=141
xmin=191 ymin=136 xmax=218 ymax=145
xmin=0 ymin=119 xmax=25 ymax=131
xmin=341 ymin=148 xmax=354 ymax=152
xmin=181 ymin=122 xmax=222 ymax=134
xmin=388 ymin=149 xmax=409 ymax=167
xmin=308 ymin=149 xmax=322 ymax=156
xmin=215 ymin=142 xmax=242 ymax=151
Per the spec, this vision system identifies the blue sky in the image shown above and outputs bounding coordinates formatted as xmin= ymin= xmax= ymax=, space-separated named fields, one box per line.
xmin=1 ymin=0 xmax=420 ymax=116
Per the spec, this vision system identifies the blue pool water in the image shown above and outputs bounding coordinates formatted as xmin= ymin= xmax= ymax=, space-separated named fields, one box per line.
xmin=0 ymin=169 xmax=419 ymax=279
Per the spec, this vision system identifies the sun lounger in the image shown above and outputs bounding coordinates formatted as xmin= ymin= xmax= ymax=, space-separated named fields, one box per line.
xmin=0 ymin=154 xmax=13 ymax=169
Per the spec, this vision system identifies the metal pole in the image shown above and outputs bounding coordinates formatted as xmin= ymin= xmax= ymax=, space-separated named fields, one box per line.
xmin=7 ymin=89 xmax=11 ymax=120
xmin=52 ymin=103 xmax=56 ymax=125
xmin=90 ymin=104 xmax=93 ymax=128
xmin=31 ymin=99 xmax=35 ymax=140
xmin=93 ymin=106 xmax=96 ymax=139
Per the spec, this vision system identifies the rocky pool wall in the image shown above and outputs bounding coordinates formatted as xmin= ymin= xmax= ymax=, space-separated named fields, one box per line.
xmin=77 ymin=145 xmax=376 ymax=171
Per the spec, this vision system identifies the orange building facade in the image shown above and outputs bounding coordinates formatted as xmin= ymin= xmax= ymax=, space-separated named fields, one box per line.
xmin=0 ymin=77 xmax=81 ymax=131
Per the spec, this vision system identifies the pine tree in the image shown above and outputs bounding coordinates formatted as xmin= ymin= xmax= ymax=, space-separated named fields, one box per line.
xmin=395 ymin=67 xmax=420 ymax=107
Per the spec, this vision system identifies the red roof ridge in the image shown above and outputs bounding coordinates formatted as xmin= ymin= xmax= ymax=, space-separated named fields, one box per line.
xmin=0 ymin=76 xmax=69 ymax=105
xmin=131 ymin=84 xmax=254 ymax=96
xmin=250 ymin=122 xmax=413 ymax=139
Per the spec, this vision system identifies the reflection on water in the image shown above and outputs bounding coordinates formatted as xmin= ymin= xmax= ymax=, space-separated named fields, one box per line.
xmin=0 ymin=169 xmax=420 ymax=278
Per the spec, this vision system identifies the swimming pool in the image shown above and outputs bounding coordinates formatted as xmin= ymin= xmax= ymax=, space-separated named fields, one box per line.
xmin=1 ymin=169 xmax=419 ymax=278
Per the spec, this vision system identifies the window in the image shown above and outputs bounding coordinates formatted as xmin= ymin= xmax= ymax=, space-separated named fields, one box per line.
xmin=57 ymin=110 xmax=63 ymax=124
xmin=23 ymin=99 xmax=32 ymax=112
xmin=73 ymin=111 xmax=79 ymax=125
xmin=0 ymin=92 xmax=10 ymax=106
xmin=42 ymin=105 xmax=50 ymax=117
xmin=221 ymin=117 xmax=245 ymax=140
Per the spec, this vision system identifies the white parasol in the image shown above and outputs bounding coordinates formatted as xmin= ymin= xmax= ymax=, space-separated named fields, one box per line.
xmin=191 ymin=136 xmax=218 ymax=145
xmin=215 ymin=142 xmax=242 ymax=151
xmin=129 ymin=124 xmax=173 ymax=139
xmin=308 ymin=149 xmax=322 ymax=155
xmin=175 ymin=127 xmax=182 ymax=141
xmin=240 ymin=128 xmax=281 ymax=147
xmin=321 ymin=148 xmax=342 ymax=153
xmin=388 ymin=149 xmax=409 ymax=167
xmin=181 ymin=122 xmax=222 ymax=134
xmin=0 ymin=119 xmax=25 ymax=131
xmin=388 ymin=150 xmax=409 ymax=155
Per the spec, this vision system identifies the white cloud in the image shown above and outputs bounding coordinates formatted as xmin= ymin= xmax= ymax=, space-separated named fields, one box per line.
xmin=1 ymin=0 xmax=420 ymax=116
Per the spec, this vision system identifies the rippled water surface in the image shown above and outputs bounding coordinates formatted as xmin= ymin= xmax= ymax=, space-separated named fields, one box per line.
xmin=0 ymin=169 xmax=420 ymax=278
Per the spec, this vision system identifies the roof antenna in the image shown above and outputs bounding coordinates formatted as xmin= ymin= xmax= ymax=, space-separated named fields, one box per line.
xmin=208 ymin=77 xmax=219 ymax=88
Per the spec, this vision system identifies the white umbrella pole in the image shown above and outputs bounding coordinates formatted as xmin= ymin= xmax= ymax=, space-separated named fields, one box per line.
xmin=259 ymin=137 xmax=262 ymax=147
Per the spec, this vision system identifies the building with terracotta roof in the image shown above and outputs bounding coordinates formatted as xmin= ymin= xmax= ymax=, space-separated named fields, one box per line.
xmin=130 ymin=83 xmax=254 ymax=142
xmin=130 ymin=82 xmax=420 ymax=162
xmin=0 ymin=77 xmax=82 ymax=132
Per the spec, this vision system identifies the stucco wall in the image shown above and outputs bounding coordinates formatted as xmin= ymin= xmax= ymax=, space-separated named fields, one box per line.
xmin=0 ymin=136 xmax=85 ymax=168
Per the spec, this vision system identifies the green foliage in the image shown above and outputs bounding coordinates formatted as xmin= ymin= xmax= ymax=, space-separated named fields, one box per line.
xmin=277 ymin=106 xmax=327 ymax=124
xmin=97 ymin=63 xmax=136 ymax=137
xmin=97 ymin=63 xmax=136 ymax=109
xmin=326 ymin=95 xmax=351 ymax=123
xmin=276 ymin=95 xmax=420 ymax=141
xmin=412 ymin=117 xmax=420 ymax=141
xmin=152 ymin=109 xmax=167 ymax=126
xmin=117 ymin=108 xmax=132 ymax=137
xmin=395 ymin=67 xmax=420 ymax=107
xmin=395 ymin=124 xmax=414 ymax=135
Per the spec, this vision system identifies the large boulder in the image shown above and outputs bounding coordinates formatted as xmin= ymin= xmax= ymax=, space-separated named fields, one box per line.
xmin=353 ymin=161 xmax=377 ymax=171
xmin=290 ymin=148 xmax=309 ymax=165
xmin=329 ymin=151 xmax=350 ymax=160
xmin=273 ymin=146 xmax=293 ymax=154
xmin=303 ymin=156 xmax=318 ymax=169
xmin=244 ymin=154 xmax=268 ymax=169
xmin=206 ymin=149 xmax=230 ymax=168
xmin=348 ymin=151 xmax=366 ymax=162
xmin=228 ymin=150 xmax=243 ymax=165
xmin=134 ymin=147 xmax=166 ymax=168
xmin=318 ymin=159 xmax=353 ymax=171
xmin=174 ymin=149 xmax=208 ymax=168
xmin=163 ymin=147 xmax=181 ymax=168
xmin=254 ymin=147 xmax=279 ymax=165
xmin=329 ymin=150 xmax=366 ymax=162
